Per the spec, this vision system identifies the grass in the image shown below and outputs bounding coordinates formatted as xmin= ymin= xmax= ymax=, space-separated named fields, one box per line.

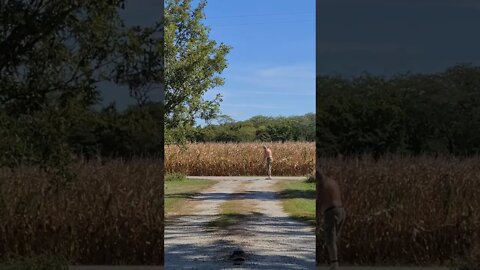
xmin=277 ymin=179 xmax=315 ymax=226
xmin=207 ymin=198 xmax=258 ymax=230
xmin=164 ymin=175 xmax=216 ymax=214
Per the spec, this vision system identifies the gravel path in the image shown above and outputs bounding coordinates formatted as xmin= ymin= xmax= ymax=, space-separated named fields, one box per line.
xmin=164 ymin=176 xmax=315 ymax=269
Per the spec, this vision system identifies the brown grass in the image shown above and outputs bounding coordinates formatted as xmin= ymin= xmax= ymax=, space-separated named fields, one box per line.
xmin=165 ymin=142 xmax=315 ymax=176
xmin=318 ymin=155 xmax=480 ymax=265
xmin=0 ymin=160 xmax=164 ymax=265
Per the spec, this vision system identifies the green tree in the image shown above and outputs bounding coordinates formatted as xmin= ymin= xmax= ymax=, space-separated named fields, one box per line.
xmin=0 ymin=0 xmax=126 ymax=176
xmin=316 ymin=64 xmax=480 ymax=157
xmin=0 ymin=1 xmax=166 ymax=178
xmin=164 ymin=0 xmax=231 ymax=143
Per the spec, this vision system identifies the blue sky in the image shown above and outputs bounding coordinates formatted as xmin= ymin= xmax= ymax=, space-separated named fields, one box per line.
xmin=100 ymin=0 xmax=315 ymax=122
xmin=200 ymin=0 xmax=315 ymax=121
xmin=317 ymin=0 xmax=480 ymax=77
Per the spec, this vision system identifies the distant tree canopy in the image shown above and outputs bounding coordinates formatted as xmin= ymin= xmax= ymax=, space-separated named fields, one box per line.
xmin=317 ymin=64 xmax=480 ymax=157
xmin=185 ymin=113 xmax=316 ymax=143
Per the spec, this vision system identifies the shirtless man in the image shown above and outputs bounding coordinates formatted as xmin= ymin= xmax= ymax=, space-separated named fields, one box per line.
xmin=263 ymin=145 xmax=273 ymax=180
xmin=317 ymin=161 xmax=345 ymax=270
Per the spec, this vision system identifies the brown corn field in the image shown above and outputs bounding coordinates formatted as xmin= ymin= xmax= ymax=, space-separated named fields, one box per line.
xmin=165 ymin=142 xmax=315 ymax=176
xmin=1 ymin=153 xmax=479 ymax=266
xmin=318 ymin=155 xmax=480 ymax=265
xmin=0 ymin=160 xmax=164 ymax=265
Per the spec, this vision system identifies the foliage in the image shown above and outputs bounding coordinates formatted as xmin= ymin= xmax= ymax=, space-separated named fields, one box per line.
xmin=317 ymin=64 xmax=480 ymax=157
xmin=0 ymin=2 xmax=165 ymax=264
xmin=0 ymin=0 xmax=117 ymax=171
xmin=164 ymin=0 xmax=230 ymax=143
xmin=186 ymin=113 xmax=315 ymax=143
xmin=0 ymin=0 xmax=164 ymax=174
xmin=165 ymin=172 xmax=187 ymax=181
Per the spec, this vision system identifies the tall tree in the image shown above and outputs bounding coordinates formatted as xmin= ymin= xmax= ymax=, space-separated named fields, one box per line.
xmin=164 ymin=0 xmax=231 ymax=142
xmin=0 ymin=1 xmax=126 ymax=175
xmin=0 ymin=1 xmax=166 ymax=179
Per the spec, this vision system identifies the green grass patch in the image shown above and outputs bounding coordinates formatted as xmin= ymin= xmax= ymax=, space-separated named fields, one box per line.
xmin=164 ymin=175 xmax=216 ymax=214
xmin=165 ymin=172 xmax=186 ymax=181
xmin=277 ymin=180 xmax=315 ymax=226
xmin=207 ymin=199 xmax=259 ymax=230
xmin=207 ymin=213 xmax=246 ymax=229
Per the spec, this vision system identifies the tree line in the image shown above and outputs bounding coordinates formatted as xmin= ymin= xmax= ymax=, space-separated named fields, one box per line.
xmin=317 ymin=64 xmax=480 ymax=158
xmin=184 ymin=113 xmax=315 ymax=143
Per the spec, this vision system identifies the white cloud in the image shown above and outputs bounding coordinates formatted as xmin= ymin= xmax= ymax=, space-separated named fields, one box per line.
xmin=221 ymin=89 xmax=314 ymax=97
xmin=256 ymin=64 xmax=315 ymax=79
xmin=221 ymin=103 xmax=283 ymax=109
xmin=225 ymin=62 xmax=315 ymax=95
xmin=243 ymin=90 xmax=314 ymax=96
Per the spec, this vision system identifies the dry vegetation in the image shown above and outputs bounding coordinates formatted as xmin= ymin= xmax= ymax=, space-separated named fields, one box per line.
xmin=165 ymin=142 xmax=315 ymax=176
xmin=0 ymin=160 xmax=164 ymax=265
xmin=2 ymin=147 xmax=478 ymax=266
xmin=318 ymin=155 xmax=480 ymax=265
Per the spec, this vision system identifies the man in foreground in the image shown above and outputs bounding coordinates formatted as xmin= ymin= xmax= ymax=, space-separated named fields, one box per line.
xmin=263 ymin=145 xmax=273 ymax=180
xmin=317 ymin=162 xmax=345 ymax=270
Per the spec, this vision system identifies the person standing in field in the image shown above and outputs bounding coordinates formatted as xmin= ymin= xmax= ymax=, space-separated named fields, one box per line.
xmin=263 ymin=145 xmax=273 ymax=180
xmin=317 ymin=161 xmax=345 ymax=270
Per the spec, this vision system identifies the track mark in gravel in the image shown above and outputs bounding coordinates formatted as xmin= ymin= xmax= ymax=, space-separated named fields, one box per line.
xmin=165 ymin=177 xmax=315 ymax=270
xmin=235 ymin=179 xmax=316 ymax=269
xmin=165 ymin=179 xmax=243 ymax=269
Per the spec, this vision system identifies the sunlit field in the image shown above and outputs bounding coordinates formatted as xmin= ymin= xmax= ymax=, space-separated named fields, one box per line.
xmin=165 ymin=142 xmax=315 ymax=176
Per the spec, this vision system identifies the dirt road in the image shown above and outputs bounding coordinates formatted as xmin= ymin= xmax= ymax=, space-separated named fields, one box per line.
xmin=164 ymin=176 xmax=315 ymax=269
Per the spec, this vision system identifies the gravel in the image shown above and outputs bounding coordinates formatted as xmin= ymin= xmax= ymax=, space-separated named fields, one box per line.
xmin=164 ymin=177 xmax=315 ymax=270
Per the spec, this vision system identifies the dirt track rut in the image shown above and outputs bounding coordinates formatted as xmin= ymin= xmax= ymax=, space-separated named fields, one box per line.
xmin=164 ymin=176 xmax=315 ymax=269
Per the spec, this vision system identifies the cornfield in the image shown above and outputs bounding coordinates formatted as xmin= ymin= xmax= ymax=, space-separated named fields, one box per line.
xmin=0 ymin=160 xmax=164 ymax=265
xmin=2 ymin=153 xmax=478 ymax=266
xmin=165 ymin=142 xmax=315 ymax=176
xmin=319 ymin=155 xmax=480 ymax=265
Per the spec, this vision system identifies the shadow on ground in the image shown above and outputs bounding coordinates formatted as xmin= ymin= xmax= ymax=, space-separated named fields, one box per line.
xmin=165 ymin=192 xmax=200 ymax=199
xmin=165 ymin=214 xmax=315 ymax=269
xmin=170 ymin=189 xmax=314 ymax=202
xmin=279 ymin=189 xmax=315 ymax=199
